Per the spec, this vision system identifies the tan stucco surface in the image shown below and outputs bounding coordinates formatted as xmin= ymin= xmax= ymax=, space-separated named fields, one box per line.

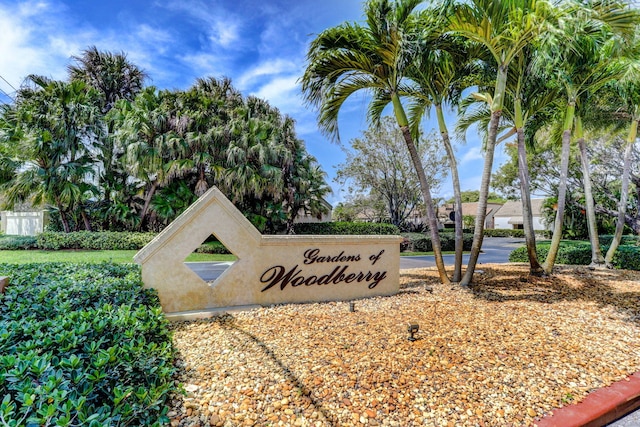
xmin=134 ymin=187 xmax=403 ymax=315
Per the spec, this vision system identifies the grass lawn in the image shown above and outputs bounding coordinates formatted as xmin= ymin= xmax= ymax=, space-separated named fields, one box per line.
xmin=0 ymin=250 xmax=236 ymax=264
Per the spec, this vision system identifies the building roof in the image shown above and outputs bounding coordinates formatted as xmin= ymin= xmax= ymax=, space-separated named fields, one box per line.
xmin=494 ymin=199 xmax=546 ymax=217
xmin=438 ymin=202 xmax=504 ymax=218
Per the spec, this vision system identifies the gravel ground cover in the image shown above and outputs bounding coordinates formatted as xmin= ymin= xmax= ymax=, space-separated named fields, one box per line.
xmin=167 ymin=264 xmax=640 ymax=427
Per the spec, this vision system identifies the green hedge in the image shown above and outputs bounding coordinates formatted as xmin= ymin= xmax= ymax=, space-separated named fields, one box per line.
xmin=402 ymin=232 xmax=474 ymax=252
xmin=293 ymin=222 xmax=400 ymax=235
xmin=598 ymin=235 xmax=640 ymax=246
xmin=0 ymin=263 xmax=176 ymax=426
xmin=0 ymin=235 xmax=38 ymax=250
xmin=36 ymin=231 xmax=157 ymax=250
xmin=509 ymin=243 xmax=640 ymax=270
xmin=195 ymin=241 xmax=231 ymax=254
xmin=484 ymin=229 xmax=526 ymax=238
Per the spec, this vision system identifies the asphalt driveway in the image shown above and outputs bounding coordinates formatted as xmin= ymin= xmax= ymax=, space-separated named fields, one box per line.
xmin=399 ymin=236 xmax=525 ymax=269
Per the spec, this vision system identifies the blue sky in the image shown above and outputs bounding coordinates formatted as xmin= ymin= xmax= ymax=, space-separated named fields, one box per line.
xmin=0 ymin=0 xmax=503 ymax=205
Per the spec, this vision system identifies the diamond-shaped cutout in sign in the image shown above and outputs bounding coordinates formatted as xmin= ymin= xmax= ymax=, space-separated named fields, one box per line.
xmin=134 ymin=186 xmax=403 ymax=316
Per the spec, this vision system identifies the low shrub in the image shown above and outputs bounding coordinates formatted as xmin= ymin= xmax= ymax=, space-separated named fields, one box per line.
xmin=484 ymin=229 xmax=526 ymax=238
xmin=36 ymin=231 xmax=157 ymax=250
xmin=509 ymin=243 xmax=640 ymax=270
xmin=402 ymin=232 xmax=474 ymax=252
xmin=195 ymin=241 xmax=231 ymax=254
xmin=293 ymin=222 xmax=400 ymax=235
xmin=598 ymin=235 xmax=640 ymax=246
xmin=0 ymin=235 xmax=38 ymax=250
xmin=612 ymin=245 xmax=640 ymax=270
xmin=0 ymin=263 xmax=176 ymax=426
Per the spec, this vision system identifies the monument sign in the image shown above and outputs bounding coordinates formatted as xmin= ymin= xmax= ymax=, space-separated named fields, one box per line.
xmin=134 ymin=187 xmax=403 ymax=317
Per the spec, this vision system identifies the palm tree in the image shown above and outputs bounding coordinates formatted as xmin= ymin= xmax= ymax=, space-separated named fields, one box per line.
xmin=1 ymin=76 xmax=100 ymax=232
xmin=112 ymin=87 xmax=182 ymax=230
xmin=69 ymin=46 xmax=148 ymax=229
xmin=604 ymin=59 xmax=640 ymax=264
xmin=508 ymin=52 xmax=551 ymax=275
xmin=539 ymin=1 xmax=638 ymax=273
xmin=405 ymin=10 xmax=478 ymax=281
xmin=68 ymin=46 xmax=147 ymax=113
xmin=301 ymin=0 xmax=451 ymax=284
xmin=457 ymin=47 xmax=559 ymax=276
xmin=185 ymin=77 xmax=243 ymax=197
xmin=448 ymin=0 xmax=556 ymax=285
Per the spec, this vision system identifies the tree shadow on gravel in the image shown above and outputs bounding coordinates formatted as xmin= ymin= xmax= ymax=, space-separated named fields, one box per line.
xmin=219 ymin=316 xmax=338 ymax=427
xmin=464 ymin=266 xmax=640 ymax=326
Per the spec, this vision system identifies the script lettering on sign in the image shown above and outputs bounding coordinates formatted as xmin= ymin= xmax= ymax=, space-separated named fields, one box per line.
xmin=260 ymin=248 xmax=388 ymax=292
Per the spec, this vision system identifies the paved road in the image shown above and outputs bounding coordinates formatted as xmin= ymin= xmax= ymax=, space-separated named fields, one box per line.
xmin=185 ymin=261 xmax=233 ymax=281
xmin=606 ymin=407 xmax=640 ymax=426
xmin=399 ymin=236 xmax=525 ymax=269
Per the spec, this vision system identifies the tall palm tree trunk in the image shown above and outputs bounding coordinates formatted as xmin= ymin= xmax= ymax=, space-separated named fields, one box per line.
xmin=59 ymin=208 xmax=71 ymax=233
xmin=605 ymin=114 xmax=637 ymax=265
xmin=460 ymin=66 xmax=507 ymax=286
xmin=80 ymin=209 xmax=92 ymax=231
xmin=401 ymin=126 xmax=450 ymax=284
xmin=577 ymin=137 xmax=605 ymax=267
xmin=515 ymin=98 xmax=543 ymax=275
xmin=544 ymin=102 xmax=574 ymax=273
xmin=575 ymin=117 xmax=605 ymax=267
xmin=436 ymin=104 xmax=463 ymax=282
xmin=516 ymin=128 xmax=543 ymax=274
xmin=139 ymin=181 xmax=158 ymax=230
xmin=393 ymin=94 xmax=450 ymax=285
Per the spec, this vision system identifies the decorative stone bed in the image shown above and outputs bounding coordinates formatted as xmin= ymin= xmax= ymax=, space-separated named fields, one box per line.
xmin=167 ymin=264 xmax=640 ymax=427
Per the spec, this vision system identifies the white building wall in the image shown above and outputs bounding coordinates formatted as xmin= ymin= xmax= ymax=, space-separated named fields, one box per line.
xmin=494 ymin=217 xmax=511 ymax=229
xmin=532 ymin=216 xmax=549 ymax=231
xmin=494 ymin=216 xmax=550 ymax=231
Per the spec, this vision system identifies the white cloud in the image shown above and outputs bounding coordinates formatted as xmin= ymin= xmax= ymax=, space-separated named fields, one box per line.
xmin=134 ymin=25 xmax=173 ymax=52
xmin=0 ymin=1 xmax=73 ymax=86
xmin=176 ymin=52 xmax=227 ymax=81
xmin=252 ymin=75 xmax=302 ymax=112
xmin=17 ymin=0 xmax=49 ymax=18
xmin=237 ymin=59 xmax=298 ymax=90
xmin=164 ymin=0 xmax=241 ymax=50
xmin=211 ymin=19 xmax=239 ymax=48
xmin=460 ymin=146 xmax=484 ymax=165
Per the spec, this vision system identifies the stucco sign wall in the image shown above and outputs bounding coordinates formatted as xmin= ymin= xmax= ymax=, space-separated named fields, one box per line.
xmin=134 ymin=187 xmax=403 ymax=316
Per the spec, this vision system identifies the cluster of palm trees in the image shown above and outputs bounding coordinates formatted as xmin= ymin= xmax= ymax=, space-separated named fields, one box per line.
xmin=0 ymin=47 xmax=330 ymax=233
xmin=302 ymin=0 xmax=640 ymax=284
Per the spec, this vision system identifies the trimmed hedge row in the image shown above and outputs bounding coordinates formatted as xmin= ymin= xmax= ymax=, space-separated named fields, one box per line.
xmin=0 ymin=235 xmax=38 ymax=250
xmin=0 ymin=263 xmax=177 ymax=426
xmin=36 ymin=231 xmax=157 ymax=250
xmin=402 ymin=232 xmax=474 ymax=252
xmin=292 ymin=222 xmax=400 ymax=235
xmin=509 ymin=243 xmax=640 ymax=270
xmin=195 ymin=241 xmax=231 ymax=254
xmin=484 ymin=229 xmax=526 ymax=238
xmin=598 ymin=235 xmax=640 ymax=246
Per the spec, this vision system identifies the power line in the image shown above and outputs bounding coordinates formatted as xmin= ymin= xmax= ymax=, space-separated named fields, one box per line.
xmin=0 ymin=74 xmax=17 ymax=104
xmin=0 ymin=74 xmax=17 ymax=92
xmin=0 ymin=87 xmax=14 ymax=103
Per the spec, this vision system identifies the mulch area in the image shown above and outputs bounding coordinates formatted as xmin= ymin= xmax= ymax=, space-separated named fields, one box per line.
xmin=167 ymin=264 xmax=640 ymax=427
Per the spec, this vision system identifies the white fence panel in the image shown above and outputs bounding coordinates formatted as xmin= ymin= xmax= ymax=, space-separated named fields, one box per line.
xmin=1 ymin=211 xmax=47 ymax=236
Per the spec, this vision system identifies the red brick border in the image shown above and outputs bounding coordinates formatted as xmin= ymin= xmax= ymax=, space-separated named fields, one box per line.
xmin=536 ymin=372 xmax=640 ymax=427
